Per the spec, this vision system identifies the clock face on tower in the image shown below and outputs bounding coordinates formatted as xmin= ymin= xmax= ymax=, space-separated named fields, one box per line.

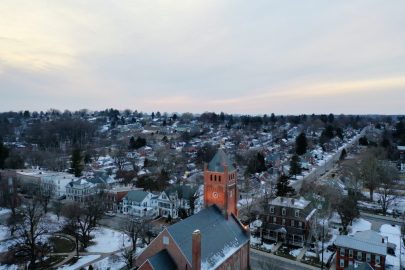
xmin=212 ymin=191 xmax=219 ymax=199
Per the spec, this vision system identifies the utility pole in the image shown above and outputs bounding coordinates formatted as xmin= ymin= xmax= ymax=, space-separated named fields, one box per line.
xmin=321 ymin=219 xmax=325 ymax=270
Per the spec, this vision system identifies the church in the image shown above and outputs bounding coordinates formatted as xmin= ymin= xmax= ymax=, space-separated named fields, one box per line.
xmin=136 ymin=148 xmax=250 ymax=270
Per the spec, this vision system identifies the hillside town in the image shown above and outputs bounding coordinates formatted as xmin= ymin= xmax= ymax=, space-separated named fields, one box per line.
xmin=0 ymin=111 xmax=404 ymax=270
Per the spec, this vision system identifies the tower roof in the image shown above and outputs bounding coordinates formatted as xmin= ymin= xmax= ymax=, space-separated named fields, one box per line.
xmin=207 ymin=148 xmax=235 ymax=172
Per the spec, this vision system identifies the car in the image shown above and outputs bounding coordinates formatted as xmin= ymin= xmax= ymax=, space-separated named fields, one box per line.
xmin=105 ymin=211 xmax=116 ymax=217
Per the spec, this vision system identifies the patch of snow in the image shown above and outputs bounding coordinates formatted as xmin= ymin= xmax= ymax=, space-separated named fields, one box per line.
xmin=58 ymin=255 xmax=100 ymax=270
xmin=92 ymin=254 xmax=126 ymax=270
xmin=0 ymin=265 xmax=18 ymax=270
xmin=380 ymin=224 xmax=403 ymax=268
xmin=0 ymin=225 xmax=10 ymax=241
xmin=87 ymin=227 xmax=131 ymax=253
xmin=201 ymin=239 xmax=242 ymax=270
xmin=289 ymin=248 xmax=303 ymax=257
xmin=348 ymin=218 xmax=371 ymax=235
xmin=0 ymin=208 xmax=11 ymax=216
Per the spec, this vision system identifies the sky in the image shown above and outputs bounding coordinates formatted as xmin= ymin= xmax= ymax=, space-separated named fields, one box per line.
xmin=0 ymin=0 xmax=405 ymax=115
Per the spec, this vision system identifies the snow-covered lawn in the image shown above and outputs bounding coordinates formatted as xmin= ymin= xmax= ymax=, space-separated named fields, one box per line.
xmin=348 ymin=218 xmax=371 ymax=235
xmin=58 ymin=255 xmax=100 ymax=270
xmin=250 ymin=236 xmax=274 ymax=251
xmin=0 ymin=225 xmax=10 ymax=241
xmin=0 ymin=265 xmax=18 ymax=270
xmin=87 ymin=227 xmax=131 ymax=253
xmin=92 ymin=255 xmax=126 ymax=270
xmin=380 ymin=224 xmax=404 ymax=269
xmin=289 ymin=248 xmax=302 ymax=257
xmin=0 ymin=208 xmax=11 ymax=216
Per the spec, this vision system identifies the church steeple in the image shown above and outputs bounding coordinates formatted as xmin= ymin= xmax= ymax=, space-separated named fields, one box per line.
xmin=204 ymin=148 xmax=238 ymax=218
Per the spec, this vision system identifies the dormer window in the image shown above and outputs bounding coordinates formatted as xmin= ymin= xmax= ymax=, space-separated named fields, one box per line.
xmin=282 ymin=208 xmax=286 ymax=216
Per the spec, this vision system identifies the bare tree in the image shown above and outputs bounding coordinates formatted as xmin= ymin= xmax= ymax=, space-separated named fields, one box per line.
xmin=62 ymin=196 xmax=105 ymax=250
xmin=376 ymin=163 xmax=399 ymax=216
xmin=121 ymin=216 xmax=152 ymax=269
xmin=12 ymin=199 xmax=50 ymax=269
xmin=359 ymin=155 xmax=380 ymax=201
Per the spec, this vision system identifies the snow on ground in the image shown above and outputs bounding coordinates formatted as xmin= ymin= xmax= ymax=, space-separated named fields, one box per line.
xmin=87 ymin=227 xmax=131 ymax=253
xmin=0 ymin=208 xmax=11 ymax=216
xmin=238 ymin=198 xmax=253 ymax=207
xmin=348 ymin=218 xmax=371 ymax=235
xmin=58 ymin=255 xmax=100 ymax=270
xmin=289 ymin=248 xmax=303 ymax=257
xmin=250 ymin=236 xmax=274 ymax=251
xmin=92 ymin=255 xmax=126 ymax=270
xmin=0 ymin=239 xmax=16 ymax=253
xmin=0 ymin=265 xmax=18 ymax=270
xmin=305 ymin=251 xmax=317 ymax=258
xmin=380 ymin=224 xmax=404 ymax=269
xmin=0 ymin=225 xmax=10 ymax=241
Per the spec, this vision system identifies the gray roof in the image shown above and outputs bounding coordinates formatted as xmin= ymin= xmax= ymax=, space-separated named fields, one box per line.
xmin=270 ymin=196 xmax=310 ymax=210
xmin=208 ymin=149 xmax=235 ymax=172
xmin=167 ymin=205 xmax=249 ymax=269
xmin=148 ymin=249 xmax=177 ymax=270
xmin=335 ymin=230 xmax=387 ymax=255
xmin=165 ymin=185 xmax=197 ymax=200
xmin=125 ymin=190 xmax=149 ymax=203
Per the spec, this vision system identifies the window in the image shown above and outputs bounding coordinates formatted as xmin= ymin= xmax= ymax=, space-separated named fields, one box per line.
xmin=298 ymin=222 xmax=302 ymax=228
xmin=366 ymin=253 xmax=371 ymax=263
xmin=270 ymin=207 xmax=274 ymax=213
xmin=375 ymin=255 xmax=380 ymax=264
xmin=340 ymin=248 xmax=345 ymax=256
xmin=282 ymin=219 xmax=285 ymax=225
xmin=295 ymin=210 xmax=299 ymax=217
xmin=219 ymin=176 xmax=221 ymax=182
xmin=348 ymin=249 xmax=353 ymax=258
xmin=339 ymin=259 xmax=344 ymax=267
xmin=291 ymin=220 xmax=294 ymax=227
xmin=357 ymin=251 xmax=362 ymax=261
xmin=282 ymin=208 xmax=286 ymax=216
xmin=163 ymin=236 xmax=169 ymax=245
xmin=210 ymin=175 xmax=212 ymax=181
xmin=273 ymin=217 xmax=276 ymax=223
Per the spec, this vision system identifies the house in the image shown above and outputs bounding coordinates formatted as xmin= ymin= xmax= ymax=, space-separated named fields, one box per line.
xmin=157 ymin=184 xmax=197 ymax=218
xmin=136 ymin=148 xmax=250 ymax=270
xmin=104 ymin=186 xmax=142 ymax=212
xmin=65 ymin=179 xmax=97 ymax=203
xmin=335 ymin=230 xmax=387 ymax=270
xmin=0 ymin=170 xmax=20 ymax=210
xmin=259 ymin=196 xmax=317 ymax=247
xmin=121 ymin=190 xmax=157 ymax=218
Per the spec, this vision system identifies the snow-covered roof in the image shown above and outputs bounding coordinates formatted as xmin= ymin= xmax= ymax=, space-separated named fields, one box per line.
xmin=270 ymin=196 xmax=310 ymax=209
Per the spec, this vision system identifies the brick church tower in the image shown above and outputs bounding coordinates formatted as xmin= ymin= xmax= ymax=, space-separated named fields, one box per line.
xmin=204 ymin=148 xmax=238 ymax=218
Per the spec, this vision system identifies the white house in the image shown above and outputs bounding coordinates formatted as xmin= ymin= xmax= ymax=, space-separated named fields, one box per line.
xmin=121 ymin=190 xmax=157 ymax=218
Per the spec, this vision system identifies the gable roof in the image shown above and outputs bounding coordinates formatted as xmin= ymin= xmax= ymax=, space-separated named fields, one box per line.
xmin=208 ymin=148 xmax=235 ymax=172
xmin=167 ymin=205 xmax=249 ymax=270
xmin=125 ymin=190 xmax=149 ymax=202
xmin=165 ymin=185 xmax=197 ymax=200
xmin=335 ymin=230 xmax=387 ymax=256
xmin=148 ymin=249 xmax=177 ymax=270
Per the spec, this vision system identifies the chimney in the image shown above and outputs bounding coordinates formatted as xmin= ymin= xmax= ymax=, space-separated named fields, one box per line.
xmin=192 ymin=230 xmax=201 ymax=270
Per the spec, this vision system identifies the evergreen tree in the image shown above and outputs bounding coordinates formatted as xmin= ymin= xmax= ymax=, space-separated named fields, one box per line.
xmin=276 ymin=174 xmax=295 ymax=197
xmin=70 ymin=149 xmax=83 ymax=177
xmin=0 ymin=142 xmax=9 ymax=169
xmin=289 ymin=154 xmax=302 ymax=178
xmin=295 ymin=132 xmax=308 ymax=155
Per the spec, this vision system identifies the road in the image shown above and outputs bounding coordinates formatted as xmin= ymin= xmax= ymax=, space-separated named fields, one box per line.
xmin=250 ymin=249 xmax=321 ymax=270
xmin=291 ymin=126 xmax=369 ymax=192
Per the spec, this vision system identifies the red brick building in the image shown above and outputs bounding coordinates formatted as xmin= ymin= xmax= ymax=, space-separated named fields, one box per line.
xmin=335 ymin=230 xmax=387 ymax=270
xmin=137 ymin=149 xmax=250 ymax=270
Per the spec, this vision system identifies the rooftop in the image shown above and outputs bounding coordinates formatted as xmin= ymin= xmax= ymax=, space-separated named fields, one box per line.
xmin=207 ymin=148 xmax=235 ymax=173
xmin=270 ymin=196 xmax=310 ymax=210
xmin=335 ymin=230 xmax=387 ymax=256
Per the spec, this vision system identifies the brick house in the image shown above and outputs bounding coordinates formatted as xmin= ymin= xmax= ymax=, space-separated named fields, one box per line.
xmin=259 ymin=196 xmax=317 ymax=247
xmin=137 ymin=148 xmax=250 ymax=270
xmin=335 ymin=230 xmax=387 ymax=270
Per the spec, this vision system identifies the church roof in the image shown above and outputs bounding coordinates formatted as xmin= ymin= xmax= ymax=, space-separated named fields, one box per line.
xmin=207 ymin=148 xmax=235 ymax=172
xmin=148 ymin=249 xmax=177 ymax=270
xmin=167 ymin=205 xmax=249 ymax=270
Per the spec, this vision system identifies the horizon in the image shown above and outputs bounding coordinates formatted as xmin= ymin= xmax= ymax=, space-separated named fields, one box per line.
xmin=1 ymin=1 xmax=405 ymax=114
